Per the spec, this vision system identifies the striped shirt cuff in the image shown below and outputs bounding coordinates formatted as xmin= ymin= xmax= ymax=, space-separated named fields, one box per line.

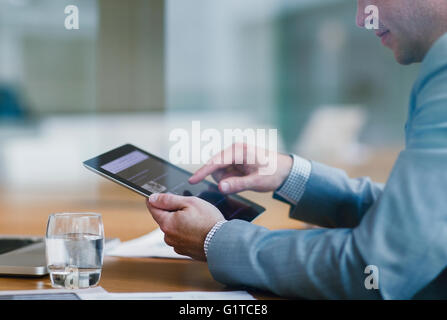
xmin=204 ymin=220 xmax=227 ymax=258
xmin=274 ymin=154 xmax=311 ymax=205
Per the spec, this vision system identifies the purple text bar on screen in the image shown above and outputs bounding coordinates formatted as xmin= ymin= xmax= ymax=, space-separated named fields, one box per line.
xmin=101 ymin=150 xmax=149 ymax=174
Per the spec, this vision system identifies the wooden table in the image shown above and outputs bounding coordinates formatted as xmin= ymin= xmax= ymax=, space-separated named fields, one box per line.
xmin=0 ymin=148 xmax=398 ymax=297
xmin=0 ymin=182 xmax=303 ymax=298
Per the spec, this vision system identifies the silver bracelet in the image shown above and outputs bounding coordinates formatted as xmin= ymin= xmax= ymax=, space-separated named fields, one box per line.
xmin=204 ymin=220 xmax=227 ymax=257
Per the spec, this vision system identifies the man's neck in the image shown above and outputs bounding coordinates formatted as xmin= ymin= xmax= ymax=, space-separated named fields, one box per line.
xmin=418 ymin=30 xmax=447 ymax=63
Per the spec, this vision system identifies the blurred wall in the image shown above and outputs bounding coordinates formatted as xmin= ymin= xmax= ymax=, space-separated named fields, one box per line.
xmin=1 ymin=0 xmax=420 ymax=149
xmin=96 ymin=0 xmax=165 ymax=112
xmin=0 ymin=0 xmax=165 ymax=115
xmin=166 ymin=0 xmax=419 ymax=150
xmin=0 ymin=0 xmax=98 ymax=114
xmin=275 ymin=1 xmax=419 ymax=148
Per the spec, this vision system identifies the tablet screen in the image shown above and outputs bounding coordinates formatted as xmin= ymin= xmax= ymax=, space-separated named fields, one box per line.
xmin=84 ymin=145 xmax=265 ymax=221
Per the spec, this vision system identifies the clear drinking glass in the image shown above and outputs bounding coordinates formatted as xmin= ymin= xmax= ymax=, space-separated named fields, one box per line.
xmin=45 ymin=213 xmax=105 ymax=289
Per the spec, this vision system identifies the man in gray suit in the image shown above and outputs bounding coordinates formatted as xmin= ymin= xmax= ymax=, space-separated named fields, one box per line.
xmin=146 ymin=0 xmax=447 ymax=299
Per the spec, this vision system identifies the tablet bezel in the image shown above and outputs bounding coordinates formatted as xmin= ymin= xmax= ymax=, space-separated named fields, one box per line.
xmin=83 ymin=144 xmax=265 ymax=220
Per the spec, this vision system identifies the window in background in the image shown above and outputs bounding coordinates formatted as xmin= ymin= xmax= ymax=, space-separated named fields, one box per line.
xmin=166 ymin=0 xmax=278 ymax=122
xmin=0 ymin=0 xmax=98 ymax=115
xmin=0 ymin=0 xmax=165 ymax=116
xmin=0 ymin=0 xmax=418 ymax=190
xmin=166 ymin=0 xmax=419 ymax=151
xmin=275 ymin=1 xmax=419 ymax=149
xmin=0 ymin=0 xmax=166 ymax=190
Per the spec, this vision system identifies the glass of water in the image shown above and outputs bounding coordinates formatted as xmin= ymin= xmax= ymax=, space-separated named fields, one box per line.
xmin=45 ymin=213 xmax=105 ymax=289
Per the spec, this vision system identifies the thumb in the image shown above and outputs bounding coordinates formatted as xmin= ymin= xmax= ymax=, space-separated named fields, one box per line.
xmin=219 ymin=175 xmax=258 ymax=194
xmin=148 ymin=193 xmax=188 ymax=211
xmin=145 ymin=200 xmax=170 ymax=226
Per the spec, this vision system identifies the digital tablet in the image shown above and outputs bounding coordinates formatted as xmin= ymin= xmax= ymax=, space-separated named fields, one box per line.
xmin=83 ymin=144 xmax=265 ymax=222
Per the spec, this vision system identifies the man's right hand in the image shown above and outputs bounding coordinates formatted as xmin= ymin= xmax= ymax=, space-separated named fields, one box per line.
xmin=188 ymin=143 xmax=293 ymax=194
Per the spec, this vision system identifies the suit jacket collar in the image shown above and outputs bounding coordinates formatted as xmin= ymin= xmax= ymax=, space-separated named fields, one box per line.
xmin=415 ymin=32 xmax=447 ymax=92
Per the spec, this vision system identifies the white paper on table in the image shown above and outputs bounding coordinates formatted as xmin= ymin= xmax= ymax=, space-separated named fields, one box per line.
xmin=81 ymin=290 xmax=255 ymax=300
xmin=106 ymin=228 xmax=190 ymax=259
xmin=0 ymin=287 xmax=255 ymax=300
xmin=0 ymin=286 xmax=107 ymax=300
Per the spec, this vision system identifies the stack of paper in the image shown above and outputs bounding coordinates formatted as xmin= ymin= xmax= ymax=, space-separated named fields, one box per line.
xmin=0 ymin=287 xmax=255 ymax=300
xmin=106 ymin=228 xmax=190 ymax=259
xmin=83 ymin=290 xmax=255 ymax=300
xmin=0 ymin=287 xmax=107 ymax=300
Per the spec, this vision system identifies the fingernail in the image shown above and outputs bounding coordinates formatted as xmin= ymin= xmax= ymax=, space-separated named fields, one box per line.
xmin=149 ymin=193 xmax=159 ymax=203
xmin=220 ymin=182 xmax=230 ymax=193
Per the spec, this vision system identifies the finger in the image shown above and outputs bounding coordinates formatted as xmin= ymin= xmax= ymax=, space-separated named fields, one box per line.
xmin=146 ymin=199 xmax=170 ymax=226
xmin=188 ymin=161 xmax=230 ymax=184
xmin=189 ymin=145 xmax=239 ymax=184
xmin=211 ymin=169 xmax=226 ymax=183
xmin=219 ymin=174 xmax=259 ymax=194
xmin=212 ymin=166 xmax=248 ymax=182
xmin=164 ymin=234 xmax=176 ymax=247
xmin=211 ymin=167 xmax=241 ymax=183
xmin=147 ymin=193 xmax=188 ymax=211
xmin=173 ymin=247 xmax=186 ymax=256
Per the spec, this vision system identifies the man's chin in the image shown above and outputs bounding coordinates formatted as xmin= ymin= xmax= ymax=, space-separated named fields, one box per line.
xmin=391 ymin=41 xmax=424 ymax=65
xmin=393 ymin=48 xmax=417 ymax=65
xmin=394 ymin=52 xmax=413 ymax=65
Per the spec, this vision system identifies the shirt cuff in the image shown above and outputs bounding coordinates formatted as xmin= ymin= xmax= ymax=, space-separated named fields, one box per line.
xmin=204 ymin=220 xmax=227 ymax=258
xmin=274 ymin=154 xmax=311 ymax=206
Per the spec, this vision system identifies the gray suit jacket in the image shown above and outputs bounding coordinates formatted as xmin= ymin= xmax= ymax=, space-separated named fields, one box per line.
xmin=207 ymin=33 xmax=447 ymax=299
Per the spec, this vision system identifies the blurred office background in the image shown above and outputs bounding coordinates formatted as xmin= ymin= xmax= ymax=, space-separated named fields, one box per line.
xmin=0 ymin=0 xmax=418 ymax=195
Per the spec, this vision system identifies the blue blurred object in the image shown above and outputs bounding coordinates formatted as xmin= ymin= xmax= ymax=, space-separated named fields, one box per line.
xmin=0 ymin=86 xmax=26 ymax=119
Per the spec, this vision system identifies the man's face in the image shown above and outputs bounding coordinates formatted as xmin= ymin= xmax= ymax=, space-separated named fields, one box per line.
xmin=356 ymin=0 xmax=447 ymax=65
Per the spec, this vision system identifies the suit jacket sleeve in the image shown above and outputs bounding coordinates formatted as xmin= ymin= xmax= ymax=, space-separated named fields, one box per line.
xmin=276 ymin=161 xmax=384 ymax=228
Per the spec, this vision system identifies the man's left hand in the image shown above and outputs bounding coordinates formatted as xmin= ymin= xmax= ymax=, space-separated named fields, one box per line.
xmin=146 ymin=193 xmax=225 ymax=261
